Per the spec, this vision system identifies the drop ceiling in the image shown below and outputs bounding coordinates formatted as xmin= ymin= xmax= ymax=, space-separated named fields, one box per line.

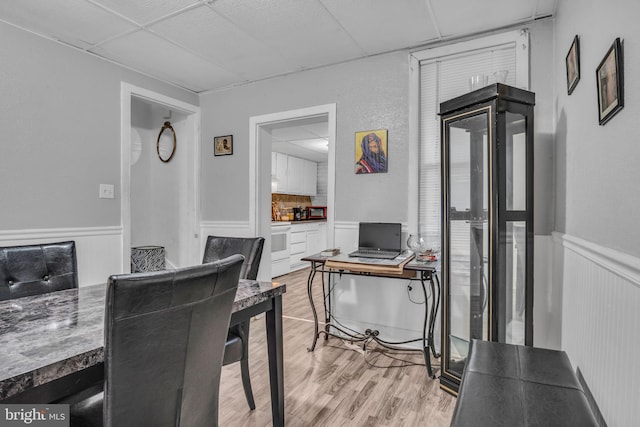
xmin=268 ymin=116 xmax=329 ymax=162
xmin=0 ymin=0 xmax=557 ymax=94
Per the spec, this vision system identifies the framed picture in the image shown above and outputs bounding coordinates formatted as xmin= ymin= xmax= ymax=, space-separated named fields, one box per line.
xmin=596 ymin=38 xmax=624 ymax=125
xmin=355 ymin=129 xmax=388 ymax=174
xmin=566 ymin=35 xmax=580 ymax=95
xmin=214 ymin=135 xmax=233 ymax=156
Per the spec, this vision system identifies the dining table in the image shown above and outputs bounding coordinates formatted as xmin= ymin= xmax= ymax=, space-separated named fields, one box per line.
xmin=0 ymin=278 xmax=286 ymax=427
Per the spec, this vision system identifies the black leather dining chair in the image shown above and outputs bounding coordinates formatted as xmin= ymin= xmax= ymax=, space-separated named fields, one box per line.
xmin=0 ymin=241 xmax=78 ymax=301
xmin=68 ymin=255 xmax=244 ymax=427
xmin=202 ymin=235 xmax=265 ymax=411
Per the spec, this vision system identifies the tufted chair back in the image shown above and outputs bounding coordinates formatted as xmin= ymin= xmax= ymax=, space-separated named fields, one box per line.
xmin=0 ymin=241 xmax=78 ymax=301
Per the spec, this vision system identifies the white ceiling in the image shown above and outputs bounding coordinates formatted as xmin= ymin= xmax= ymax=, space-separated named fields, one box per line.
xmin=0 ymin=0 xmax=557 ymax=94
xmin=268 ymin=116 xmax=329 ymax=162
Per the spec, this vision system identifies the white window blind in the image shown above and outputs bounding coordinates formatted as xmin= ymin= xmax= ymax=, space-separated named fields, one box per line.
xmin=418 ymin=44 xmax=518 ymax=245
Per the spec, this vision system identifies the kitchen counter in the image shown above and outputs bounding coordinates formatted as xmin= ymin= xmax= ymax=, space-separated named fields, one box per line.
xmin=271 ymin=219 xmax=326 ymax=225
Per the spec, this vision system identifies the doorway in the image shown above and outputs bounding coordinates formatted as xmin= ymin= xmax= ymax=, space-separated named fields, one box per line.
xmin=121 ymin=83 xmax=201 ymax=272
xmin=249 ymin=104 xmax=336 ymax=282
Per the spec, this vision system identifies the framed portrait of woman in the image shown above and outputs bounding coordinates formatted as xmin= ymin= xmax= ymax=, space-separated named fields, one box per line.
xmin=355 ymin=129 xmax=388 ymax=174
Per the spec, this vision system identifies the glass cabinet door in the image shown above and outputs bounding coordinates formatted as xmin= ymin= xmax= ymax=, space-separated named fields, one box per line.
xmin=499 ymin=112 xmax=528 ymax=345
xmin=443 ymin=108 xmax=491 ymax=380
xmin=439 ymin=83 xmax=534 ymax=396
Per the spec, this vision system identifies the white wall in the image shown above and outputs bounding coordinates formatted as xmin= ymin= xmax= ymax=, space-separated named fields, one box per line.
xmin=199 ymin=50 xmax=410 ymax=224
xmin=553 ymin=1 xmax=640 ymax=425
xmin=0 ymin=21 xmax=197 ymax=281
xmin=130 ymin=100 xmax=191 ymax=267
xmin=197 ymin=20 xmax=560 ymax=354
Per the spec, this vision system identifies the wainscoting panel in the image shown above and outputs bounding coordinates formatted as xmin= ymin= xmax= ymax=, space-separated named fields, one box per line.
xmin=199 ymin=221 xmax=253 ymax=254
xmin=0 ymin=227 xmax=123 ymax=287
xmin=557 ymin=232 xmax=640 ymax=427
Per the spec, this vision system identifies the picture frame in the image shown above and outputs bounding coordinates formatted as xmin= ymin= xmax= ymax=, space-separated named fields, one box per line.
xmin=596 ymin=38 xmax=624 ymax=125
xmin=354 ymin=129 xmax=388 ymax=174
xmin=214 ymin=135 xmax=233 ymax=156
xmin=566 ymin=35 xmax=580 ymax=95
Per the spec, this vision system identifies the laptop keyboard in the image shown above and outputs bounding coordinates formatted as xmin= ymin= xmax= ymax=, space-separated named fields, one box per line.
xmin=348 ymin=249 xmax=400 ymax=259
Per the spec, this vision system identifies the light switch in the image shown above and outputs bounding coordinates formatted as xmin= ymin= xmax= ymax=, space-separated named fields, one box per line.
xmin=99 ymin=184 xmax=114 ymax=199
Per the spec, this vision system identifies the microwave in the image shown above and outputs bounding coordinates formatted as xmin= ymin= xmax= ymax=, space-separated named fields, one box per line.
xmin=306 ymin=206 xmax=327 ymax=219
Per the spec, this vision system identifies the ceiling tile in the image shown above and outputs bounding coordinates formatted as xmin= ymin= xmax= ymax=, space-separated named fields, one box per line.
xmin=149 ymin=5 xmax=297 ymax=81
xmin=0 ymin=0 xmax=135 ymax=49
xmin=90 ymin=30 xmax=239 ymax=92
xmin=91 ymin=0 xmax=200 ymax=25
xmin=211 ymin=0 xmax=365 ymax=69
xmin=430 ymin=0 xmax=535 ymax=38
xmin=320 ymin=0 xmax=440 ymax=54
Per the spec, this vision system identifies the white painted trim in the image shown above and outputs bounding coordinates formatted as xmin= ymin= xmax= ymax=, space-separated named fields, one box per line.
xmin=200 ymin=221 xmax=252 ymax=231
xmin=553 ymin=232 xmax=640 ymax=289
xmin=410 ymin=29 xmax=530 ymax=89
xmin=407 ymin=55 xmax=421 ymax=234
xmin=249 ymin=104 xmax=337 ymax=282
xmin=515 ymin=29 xmax=530 ymax=90
xmin=121 ymin=83 xmax=201 ymax=272
xmin=0 ymin=226 xmax=122 ymax=240
xmin=407 ymin=29 xmax=531 ymax=234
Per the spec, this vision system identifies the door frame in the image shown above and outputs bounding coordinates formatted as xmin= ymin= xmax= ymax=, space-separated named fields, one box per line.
xmin=120 ymin=83 xmax=201 ymax=272
xmin=249 ymin=103 xmax=336 ymax=281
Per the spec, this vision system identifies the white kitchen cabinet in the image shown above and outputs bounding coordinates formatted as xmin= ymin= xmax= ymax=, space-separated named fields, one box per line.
xmin=271 ymin=152 xmax=277 ymax=177
xmin=272 ymin=152 xmax=317 ymax=196
xmin=274 ymin=152 xmax=288 ymax=193
xmin=286 ymin=156 xmax=305 ymax=194
xmin=271 ymin=223 xmax=291 ymax=278
xmin=289 ymin=222 xmax=325 ymax=271
xmin=303 ymin=159 xmax=317 ymax=196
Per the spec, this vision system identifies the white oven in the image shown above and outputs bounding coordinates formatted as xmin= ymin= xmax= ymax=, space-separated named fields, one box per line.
xmin=271 ymin=223 xmax=290 ymax=278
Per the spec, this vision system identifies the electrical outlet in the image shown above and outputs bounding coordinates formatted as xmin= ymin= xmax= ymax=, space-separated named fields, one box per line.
xmin=99 ymin=184 xmax=114 ymax=199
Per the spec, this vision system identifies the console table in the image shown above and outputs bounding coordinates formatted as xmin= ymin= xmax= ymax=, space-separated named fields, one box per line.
xmin=302 ymin=252 xmax=441 ymax=378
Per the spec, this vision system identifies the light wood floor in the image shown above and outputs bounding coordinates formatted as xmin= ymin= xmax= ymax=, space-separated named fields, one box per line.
xmin=218 ymin=267 xmax=455 ymax=426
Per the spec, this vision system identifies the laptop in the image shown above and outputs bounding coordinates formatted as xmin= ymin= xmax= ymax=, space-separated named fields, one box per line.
xmin=348 ymin=222 xmax=402 ymax=259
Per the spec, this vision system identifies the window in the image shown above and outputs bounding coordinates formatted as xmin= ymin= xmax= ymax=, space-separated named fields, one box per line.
xmin=408 ymin=30 xmax=530 ymax=244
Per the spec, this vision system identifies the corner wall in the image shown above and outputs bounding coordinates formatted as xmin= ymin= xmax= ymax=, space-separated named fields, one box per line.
xmin=553 ymin=1 xmax=640 ymax=425
xmin=0 ymin=21 xmax=197 ymax=283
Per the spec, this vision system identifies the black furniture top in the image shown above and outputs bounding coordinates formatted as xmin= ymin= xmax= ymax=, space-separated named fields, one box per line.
xmin=70 ymin=255 xmax=243 ymax=426
xmin=0 ymin=277 xmax=286 ymax=427
xmin=203 ymin=236 xmax=265 ymax=280
xmin=451 ymin=340 xmax=600 ymax=427
xmin=0 ymin=241 xmax=78 ymax=301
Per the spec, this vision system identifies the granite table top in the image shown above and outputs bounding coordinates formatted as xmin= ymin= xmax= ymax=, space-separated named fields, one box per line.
xmin=0 ymin=279 xmax=286 ymax=401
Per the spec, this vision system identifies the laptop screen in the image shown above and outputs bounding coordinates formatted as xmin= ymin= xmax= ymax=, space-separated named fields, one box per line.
xmin=358 ymin=222 xmax=402 ymax=251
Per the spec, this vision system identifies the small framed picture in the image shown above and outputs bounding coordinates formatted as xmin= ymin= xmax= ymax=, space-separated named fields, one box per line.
xmin=596 ymin=38 xmax=624 ymax=125
xmin=566 ymin=35 xmax=580 ymax=95
xmin=354 ymin=129 xmax=388 ymax=174
xmin=214 ymin=135 xmax=233 ymax=156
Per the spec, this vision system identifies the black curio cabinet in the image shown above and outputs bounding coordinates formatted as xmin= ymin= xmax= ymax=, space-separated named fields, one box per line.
xmin=439 ymin=84 xmax=535 ymax=395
